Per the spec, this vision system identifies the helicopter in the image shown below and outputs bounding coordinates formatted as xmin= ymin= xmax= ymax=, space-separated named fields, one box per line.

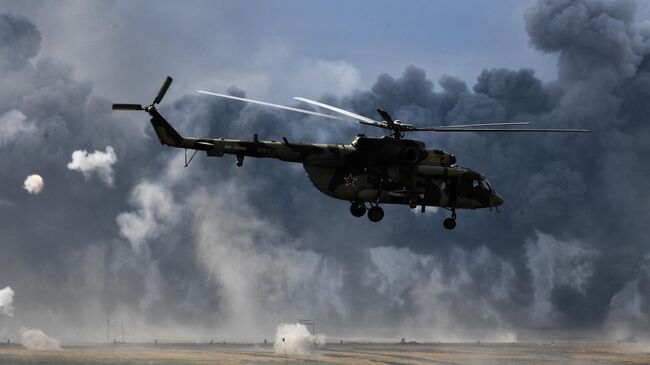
xmin=113 ymin=76 xmax=589 ymax=229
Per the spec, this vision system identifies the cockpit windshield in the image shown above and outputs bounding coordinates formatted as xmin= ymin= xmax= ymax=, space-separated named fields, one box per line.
xmin=472 ymin=178 xmax=493 ymax=192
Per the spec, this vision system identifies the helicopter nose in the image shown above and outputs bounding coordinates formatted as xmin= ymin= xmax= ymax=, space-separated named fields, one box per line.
xmin=492 ymin=193 xmax=504 ymax=207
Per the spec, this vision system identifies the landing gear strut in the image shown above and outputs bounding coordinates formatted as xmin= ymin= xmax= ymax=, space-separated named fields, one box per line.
xmin=350 ymin=202 xmax=366 ymax=217
xmin=235 ymin=155 xmax=244 ymax=167
xmin=366 ymin=175 xmax=386 ymax=222
xmin=368 ymin=205 xmax=384 ymax=222
xmin=443 ymin=209 xmax=457 ymax=230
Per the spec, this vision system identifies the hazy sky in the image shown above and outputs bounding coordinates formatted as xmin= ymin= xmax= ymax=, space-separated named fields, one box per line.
xmin=1 ymin=0 xmax=650 ymax=344
xmin=3 ymin=0 xmax=565 ymax=102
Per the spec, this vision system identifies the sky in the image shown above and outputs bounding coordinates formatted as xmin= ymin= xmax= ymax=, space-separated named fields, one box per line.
xmin=3 ymin=0 xmax=560 ymax=102
xmin=1 ymin=0 xmax=650 ymax=344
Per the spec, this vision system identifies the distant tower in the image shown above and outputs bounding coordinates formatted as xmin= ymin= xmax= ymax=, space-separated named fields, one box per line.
xmin=299 ymin=319 xmax=316 ymax=343
xmin=106 ymin=320 xmax=125 ymax=343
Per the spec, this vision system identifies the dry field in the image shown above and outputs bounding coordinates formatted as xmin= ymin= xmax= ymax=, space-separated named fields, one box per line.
xmin=0 ymin=342 xmax=649 ymax=364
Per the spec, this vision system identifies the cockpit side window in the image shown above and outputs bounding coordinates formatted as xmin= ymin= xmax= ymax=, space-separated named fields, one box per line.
xmin=482 ymin=178 xmax=493 ymax=192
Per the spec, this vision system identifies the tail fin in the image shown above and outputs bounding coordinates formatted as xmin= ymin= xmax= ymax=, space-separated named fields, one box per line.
xmin=148 ymin=109 xmax=184 ymax=147
xmin=113 ymin=76 xmax=185 ymax=147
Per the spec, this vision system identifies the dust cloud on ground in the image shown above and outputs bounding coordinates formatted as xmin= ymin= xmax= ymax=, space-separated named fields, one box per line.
xmin=0 ymin=341 xmax=648 ymax=364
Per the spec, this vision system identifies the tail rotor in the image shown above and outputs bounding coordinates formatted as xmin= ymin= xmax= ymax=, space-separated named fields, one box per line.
xmin=112 ymin=103 xmax=144 ymax=111
xmin=112 ymin=76 xmax=173 ymax=112
xmin=153 ymin=76 xmax=173 ymax=105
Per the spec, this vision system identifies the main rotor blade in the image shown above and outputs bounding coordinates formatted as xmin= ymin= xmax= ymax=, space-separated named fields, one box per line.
xmin=197 ymin=91 xmax=348 ymax=122
xmin=413 ymin=127 xmax=591 ymax=132
xmin=431 ymin=122 xmax=530 ymax=129
xmin=294 ymin=97 xmax=385 ymax=127
xmin=153 ymin=76 xmax=173 ymax=105
xmin=112 ymin=103 xmax=144 ymax=111
xmin=376 ymin=109 xmax=395 ymax=126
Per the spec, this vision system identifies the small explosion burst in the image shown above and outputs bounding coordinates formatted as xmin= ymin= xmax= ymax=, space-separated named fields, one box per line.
xmin=21 ymin=328 xmax=61 ymax=350
xmin=23 ymin=174 xmax=44 ymax=194
xmin=0 ymin=286 xmax=14 ymax=317
xmin=66 ymin=146 xmax=117 ymax=186
xmin=274 ymin=323 xmax=324 ymax=355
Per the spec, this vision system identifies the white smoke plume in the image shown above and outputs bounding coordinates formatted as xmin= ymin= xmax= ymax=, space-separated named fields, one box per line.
xmin=23 ymin=174 xmax=44 ymax=194
xmin=116 ymin=181 xmax=178 ymax=252
xmin=191 ymin=182 xmax=347 ymax=337
xmin=20 ymin=328 xmax=61 ymax=350
xmin=0 ymin=110 xmax=35 ymax=147
xmin=0 ymin=287 xmax=14 ymax=317
xmin=66 ymin=146 xmax=117 ymax=186
xmin=274 ymin=323 xmax=323 ymax=355
xmin=525 ymin=232 xmax=597 ymax=325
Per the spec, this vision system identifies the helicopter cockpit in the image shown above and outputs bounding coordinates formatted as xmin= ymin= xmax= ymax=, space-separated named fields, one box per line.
xmin=471 ymin=177 xmax=493 ymax=193
xmin=463 ymin=174 xmax=503 ymax=208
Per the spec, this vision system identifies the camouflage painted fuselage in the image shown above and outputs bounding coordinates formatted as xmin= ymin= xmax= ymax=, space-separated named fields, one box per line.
xmin=151 ymin=109 xmax=502 ymax=210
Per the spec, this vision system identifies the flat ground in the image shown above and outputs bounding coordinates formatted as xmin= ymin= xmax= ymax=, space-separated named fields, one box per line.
xmin=0 ymin=342 xmax=649 ymax=364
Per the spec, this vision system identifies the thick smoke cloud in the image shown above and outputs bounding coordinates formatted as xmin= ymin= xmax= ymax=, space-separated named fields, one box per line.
xmin=1 ymin=0 xmax=650 ymax=344
xmin=0 ymin=13 xmax=40 ymax=71
xmin=0 ymin=110 xmax=35 ymax=147
xmin=525 ymin=0 xmax=643 ymax=80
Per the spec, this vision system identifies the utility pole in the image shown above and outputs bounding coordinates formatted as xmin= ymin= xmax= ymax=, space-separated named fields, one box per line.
xmin=282 ymin=337 xmax=287 ymax=365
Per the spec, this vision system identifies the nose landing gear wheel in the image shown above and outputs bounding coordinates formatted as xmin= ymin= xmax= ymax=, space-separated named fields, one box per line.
xmin=443 ymin=218 xmax=456 ymax=230
xmin=350 ymin=202 xmax=366 ymax=217
xmin=443 ymin=209 xmax=457 ymax=230
xmin=367 ymin=206 xmax=384 ymax=222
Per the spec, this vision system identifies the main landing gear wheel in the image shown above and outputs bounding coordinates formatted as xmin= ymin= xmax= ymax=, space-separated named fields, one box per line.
xmin=443 ymin=209 xmax=457 ymax=230
xmin=350 ymin=202 xmax=366 ymax=217
xmin=368 ymin=206 xmax=384 ymax=222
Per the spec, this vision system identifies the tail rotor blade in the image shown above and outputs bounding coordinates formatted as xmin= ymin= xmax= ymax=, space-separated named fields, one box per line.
xmin=112 ymin=103 xmax=144 ymax=111
xmin=153 ymin=76 xmax=173 ymax=105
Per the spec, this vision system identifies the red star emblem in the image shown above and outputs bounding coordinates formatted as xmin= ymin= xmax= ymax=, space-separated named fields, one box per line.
xmin=344 ymin=173 xmax=357 ymax=187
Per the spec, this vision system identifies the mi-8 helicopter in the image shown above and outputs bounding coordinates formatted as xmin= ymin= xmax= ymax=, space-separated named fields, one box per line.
xmin=113 ymin=77 xmax=589 ymax=229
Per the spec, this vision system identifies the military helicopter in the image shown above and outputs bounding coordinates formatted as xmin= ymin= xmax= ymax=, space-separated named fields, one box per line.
xmin=113 ymin=77 xmax=589 ymax=229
